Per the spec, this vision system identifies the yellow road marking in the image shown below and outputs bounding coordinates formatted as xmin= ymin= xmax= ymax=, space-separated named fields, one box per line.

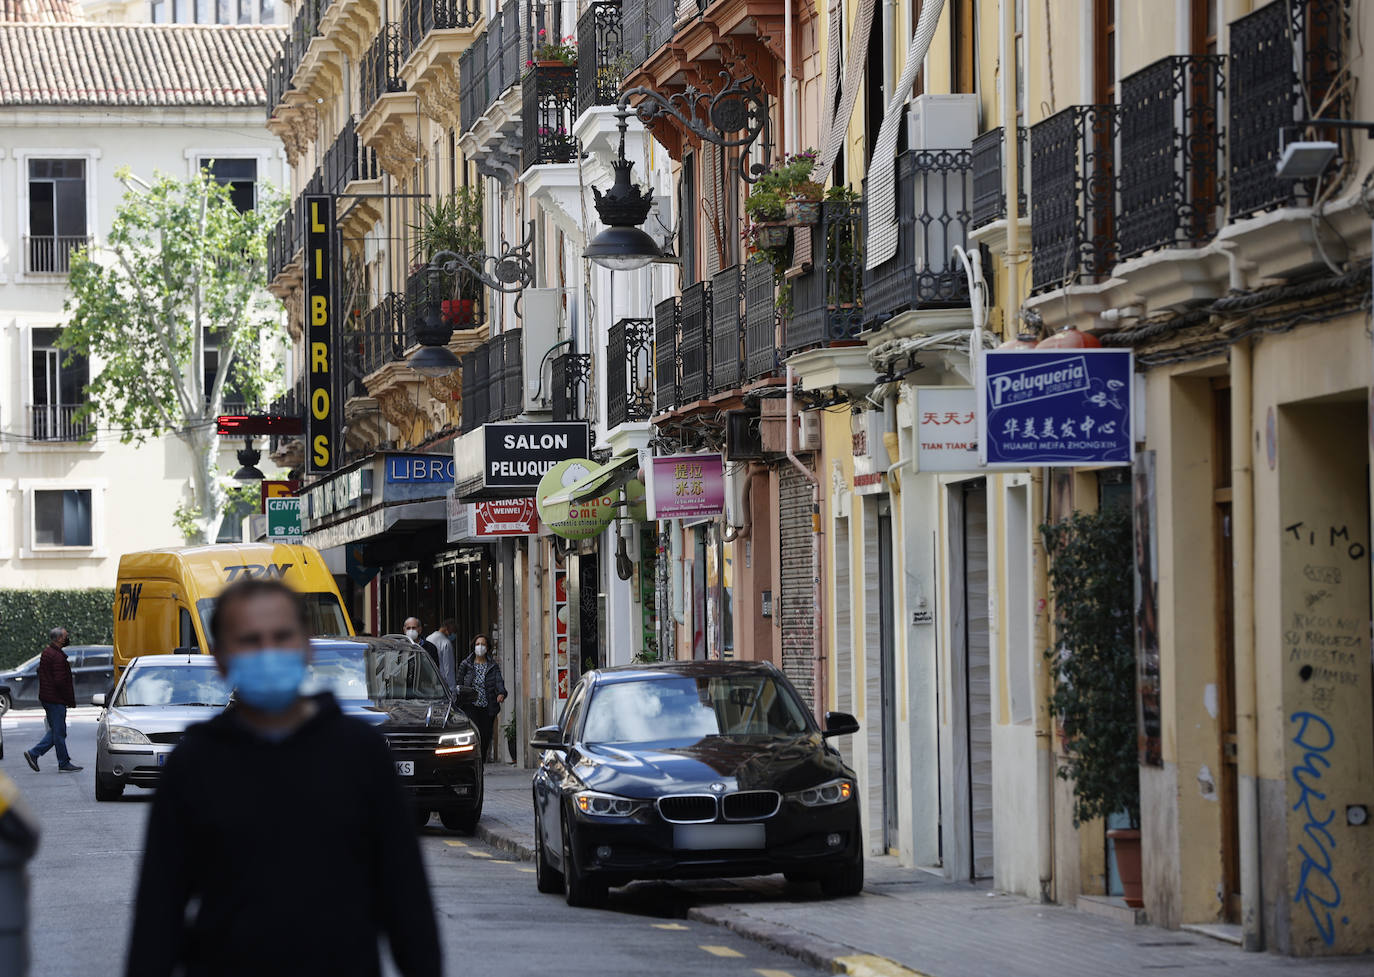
xmin=835 ymin=954 xmax=933 ymax=977
xmin=700 ymin=946 xmax=744 ymax=958
xmin=651 ymin=923 xmax=689 ymax=931
xmin=515 ymin=867 xmax=536 ymax=873
xmin=443 ymin=840 xmax=467 ymax=848
xmin=467 ymin=850 xmax=492 ymax=858
xmin=756 ymin=970 xmax=795 ymax=977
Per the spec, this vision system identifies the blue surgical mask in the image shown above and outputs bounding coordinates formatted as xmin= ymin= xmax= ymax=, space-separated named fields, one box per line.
xmin=227 ymin=649 xmax=307 ymax=714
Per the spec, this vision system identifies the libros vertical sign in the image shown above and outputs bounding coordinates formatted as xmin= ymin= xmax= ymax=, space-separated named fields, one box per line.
xmin=305 ymin=194 xmax=336 ymax=474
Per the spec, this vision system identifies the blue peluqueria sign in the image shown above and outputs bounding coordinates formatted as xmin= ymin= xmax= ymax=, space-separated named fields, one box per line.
xmin=979 ymin=349 xmax=1134 ymax=466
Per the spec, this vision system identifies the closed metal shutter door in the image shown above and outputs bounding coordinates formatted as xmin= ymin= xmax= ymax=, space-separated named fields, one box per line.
xmin=964 ymin=483 xmax=994 ymax=879
xmin=780 ymin=465 xmax=814 ymax=705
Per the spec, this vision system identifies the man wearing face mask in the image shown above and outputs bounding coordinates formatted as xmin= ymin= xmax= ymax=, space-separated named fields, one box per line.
xmin=403 ymin=616 xmax=440 ymax=673
xmin=125 ymin=578 xmax=440 ymax=977
xmin=24 ymin=626 xmax=82 ymax=773
xmin=454 ymin=634 xmax=506 ymax=763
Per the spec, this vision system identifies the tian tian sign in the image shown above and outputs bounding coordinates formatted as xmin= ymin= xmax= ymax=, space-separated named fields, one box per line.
xmin=647 ymin=453 xmax=725 ymax=521
xmin=979 ymin=349 xmax=1133 ymax=467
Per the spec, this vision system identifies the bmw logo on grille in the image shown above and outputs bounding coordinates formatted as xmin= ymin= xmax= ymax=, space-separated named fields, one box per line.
xmin=710 ymin=782 xmax=727 ymax=793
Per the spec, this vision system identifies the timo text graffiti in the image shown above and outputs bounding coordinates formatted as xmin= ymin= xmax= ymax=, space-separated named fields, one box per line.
xmin=1289 ymin=710 xmax=1344 ymax=945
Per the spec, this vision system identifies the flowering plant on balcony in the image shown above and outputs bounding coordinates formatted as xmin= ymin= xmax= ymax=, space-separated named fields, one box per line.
xmin=529 ymin=29 xmax=577 ymax=67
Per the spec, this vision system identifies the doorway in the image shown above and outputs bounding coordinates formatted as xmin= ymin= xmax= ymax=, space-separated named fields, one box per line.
xmin=878 ymin=503 xmax=899 ymax=852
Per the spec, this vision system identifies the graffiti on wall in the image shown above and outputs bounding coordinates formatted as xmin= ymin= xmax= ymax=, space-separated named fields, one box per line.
xmin=1289 ymin=711 xmax=1345 ymax=946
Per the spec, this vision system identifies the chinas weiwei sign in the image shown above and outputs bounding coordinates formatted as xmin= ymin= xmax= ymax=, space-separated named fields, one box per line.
xmin=979 ymin=349 xmax=1133 ymax=467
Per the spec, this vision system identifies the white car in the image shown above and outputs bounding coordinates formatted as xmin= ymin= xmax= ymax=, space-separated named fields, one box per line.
xmin=93 ymin=654 xmax=230 ymax=801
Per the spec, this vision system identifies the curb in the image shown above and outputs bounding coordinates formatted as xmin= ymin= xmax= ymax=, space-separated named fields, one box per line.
xmin=476 ymin=816 xmax=927 ymax=977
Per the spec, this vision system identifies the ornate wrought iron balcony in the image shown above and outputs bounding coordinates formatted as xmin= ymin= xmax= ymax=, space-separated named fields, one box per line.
xmin=400 ymin=0 xmax=481 ymax=64
xmin=322 ymin=117 xmax=379 ymax=194
xmin=269 ymin=0 xmax=325 ymax=112
xmin=267 ymin=211 xmax=293 ymax=282
xmin=460 ymin=330 xmax=523 ymax=432
xmin=361 ymin=23 xmax=407 ymax=114
xmin=864 ymin=150 xmax=976 ymax=320
xmin=1029 ymin=104 xmax=1119 ymax=294
xmin=459 ymin=1 xmax=524 ymax=136
xmin=678 ymin=280 xmax=711 ymax=404
xmin=357 ymin=294 xmax=407 ymax=378
xmin=607 ymin=317 xmax=654 ymax=429
xmin=620 ymin=0 xmax=674 ymax=77
xmin=1117 ymin=55 xmax=1226 ymax=260
xmin=1229 ymin=0 xmax=1350 ymax=220
xmin=405 ymin=264 xmax=487 ymax=342
xmin=789 ymin=200 xmax=864 ymax=353
xmin=970 ymin=127 xmax=1026 ymax=229
xmin=576 ymin=0 xmax=623 ymax=118
xmin=743 ymin=259 xmax=777 ymax=383
xmin=710 ymin=266 xmax=743 ymax=395
xmin=654 ymin=296 xmax=679 ymax=414
xmin=551 ymin=352 xmax=591 ymax=422
xmin=523 ymin=64 xmax=578 ymax=167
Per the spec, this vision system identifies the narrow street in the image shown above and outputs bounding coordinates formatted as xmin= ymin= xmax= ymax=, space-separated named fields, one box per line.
xmin=5 ymin=708 xmax=819 ymax=977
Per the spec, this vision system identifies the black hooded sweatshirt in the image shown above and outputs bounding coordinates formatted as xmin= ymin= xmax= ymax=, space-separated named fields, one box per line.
xmin=125 ymin=693 xmax=440 ymax=977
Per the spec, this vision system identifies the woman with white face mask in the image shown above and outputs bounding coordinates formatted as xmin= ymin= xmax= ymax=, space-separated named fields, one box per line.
xmin=455 ymin=634 xmax=506 ymax=763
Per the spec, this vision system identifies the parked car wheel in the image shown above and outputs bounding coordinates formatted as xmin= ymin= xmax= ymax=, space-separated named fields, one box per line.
xmin=534 ymin=808 xmax=563 ymax=894
xmin=561 ymin=811 xmax=606 ymax=907
xmin=95 ymin=775 xmax=124 ymax=802
xmin=0 ymin=691 xmax=10 ymax=716
xmin=819 ymin=850 xmax=864 ymax=898
xmin=439 ymin=806 xmax=480 ymax=834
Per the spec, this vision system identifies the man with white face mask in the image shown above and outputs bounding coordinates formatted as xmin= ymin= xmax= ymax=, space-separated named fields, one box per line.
xmin=455 ymin=634 xmax=506 ymax=763
xmin=402 ymin=616 xmax=439 ymax=673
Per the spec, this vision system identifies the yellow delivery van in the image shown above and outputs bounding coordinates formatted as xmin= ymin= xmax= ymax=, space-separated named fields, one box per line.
xmin=113 ymin=543 xmax=354 ymax=673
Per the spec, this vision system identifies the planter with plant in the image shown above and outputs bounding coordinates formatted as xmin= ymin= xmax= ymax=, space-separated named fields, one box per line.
xmin=786 ymin=180 xmax=824 ymax=225
xmin=1042 ymin=505 xmax=1143 ymax=907
xmin=411 ymin=187 xmax=484 ymax=326
xmin=528 ymin=29 xmax=577 ymax=68
xmin=502 ymin=715 xmax=517 ymax=764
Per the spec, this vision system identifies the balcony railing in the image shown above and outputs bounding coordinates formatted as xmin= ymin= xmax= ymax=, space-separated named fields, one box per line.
xmin=970 ymin=126 xmax=1027 ymax=229
xmin=1229 ymin=0 xmax=1349 ymax=220
xmin=357 ymin=294 xmax=407 ymax=377
xmin=405 ymin=263 xmax=486 ymax=337
xmin=461 ymin=329 xmax=524 ymax=432
xmin=266 ymin=49 xmax=291 ymax=116
xmin=607 ymin=316 xmax=654 ymax=428
xmin=267 ymin=210 xmax=295 ymax=282
xmin=322 ymin=117 xmax=380 ymax=194
xmin=1029 ymin=104 xmax=1119 ymax=294
xmin=789 ymin=201 xmax=865 ymax=353
xmin=459 ymin=1 xmax=524 ymax=136
xmin=1117 ymin=55 xmax=1226 ymax=260
xmin=654 ymin=297 xmax=679 ymax=414
xmin=400 ymin=0 xmax=481 ymax=65
xmin=29 ymin=404 xmax=89 ymax=442
xmin=25 ymin=235 xmax=89 ymax=275
xmin=576 ymin=0 xmax=623 ymax=118
xmin=270 ymin=0 xmax=326 ymax=113
xmin=743 ymin=259 xmax=777 ymax=382
xmin=551 ymin=352 xmax=591 ymax=422
xmin=523 ymin=63 xmax=578 ymax=168
xmin=620 ymin=0 xmax=674 ymax=76
xmin=864 ymin=150 xmax=976 ymax=320
xmin=710 ymin=266 xmax=742 ymax=395
xmin=361 ymin=23 xmax=407 ymax=113
xmin=678 ymin=280 xmax=711 ymax=404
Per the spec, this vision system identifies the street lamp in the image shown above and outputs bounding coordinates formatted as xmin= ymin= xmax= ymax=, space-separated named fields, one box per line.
xmin=233 ymin=438 xmax=265 ymax=481
xmin=585 ymin=73 xmax=772 ymax=271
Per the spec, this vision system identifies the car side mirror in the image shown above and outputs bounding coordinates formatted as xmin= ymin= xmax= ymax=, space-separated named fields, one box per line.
xmin=91 ymin=693 xmax=106 ymax=707
xmin=529 ymin=725 xmax=564 ymax=751
xmin=822 ymin=711 xmax=860 ymax=737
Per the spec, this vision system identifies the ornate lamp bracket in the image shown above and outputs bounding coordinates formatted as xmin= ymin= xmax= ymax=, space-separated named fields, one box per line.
xmin=616 ymin=71 xmax=772 ymax=182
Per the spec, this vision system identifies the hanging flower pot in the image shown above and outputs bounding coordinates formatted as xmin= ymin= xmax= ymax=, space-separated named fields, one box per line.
xmin=785 ymin=200 xmax=821 ymax=225
xmin=756 ymin=223 xmax=790 ymax=249
xmin=442 ymin=298 xmax=476 ymax=326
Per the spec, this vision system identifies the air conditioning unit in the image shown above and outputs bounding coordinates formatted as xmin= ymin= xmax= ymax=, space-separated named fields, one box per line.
xmin=906 ymin=93 xmax=979 ymax=151
xmin=521 ymin=288 xmax=562 ymax=414
xmin=725 ymin=410 xmax=764 ymax=461
xmin=905 ymin=93 xmax=978 ymax=286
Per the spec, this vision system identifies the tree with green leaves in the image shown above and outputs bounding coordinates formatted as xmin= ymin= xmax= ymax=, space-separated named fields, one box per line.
xmin=60 ymin=168 xmax=285 ymax=543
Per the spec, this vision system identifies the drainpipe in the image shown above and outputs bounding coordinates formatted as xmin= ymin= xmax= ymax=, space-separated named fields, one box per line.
xmin=1232 ymin=336 xmax=1261 ymax=951
xmin=786 ymin=366 xmax=825 ymax=722
xmin=1032 ymin=467 xmax=1054 ymax=902
xmin=1001 ymin=0 xmax=1022 ymax=331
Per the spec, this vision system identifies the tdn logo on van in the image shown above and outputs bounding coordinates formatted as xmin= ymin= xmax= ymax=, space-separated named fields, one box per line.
xmin=223 ymin=564 xmax=294 ymax=582
xmin=117 ymin=583 xmax=143 ymax=621
xmin=988 ymin=355 xmax=1090 ymax=408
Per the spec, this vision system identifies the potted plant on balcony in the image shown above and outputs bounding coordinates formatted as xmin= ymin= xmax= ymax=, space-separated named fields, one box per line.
xmin=1042 ymin=505 xmax=1143 ymax=908
xmin=826 ymin=185 xmax=863 ymax=310
xmin=411 ymin=186 xmax=484 ymax=326
xmin=528 ymin=29 xmax=577 ymax=69
xmin=785 ymin=180 xmax=824 ymax=225
xmin=744 ymin=189 xmax=789 ymax=248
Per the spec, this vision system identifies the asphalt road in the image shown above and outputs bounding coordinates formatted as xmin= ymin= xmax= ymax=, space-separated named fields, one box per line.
xmin=2 ymin=708 xmax=819 ymax=977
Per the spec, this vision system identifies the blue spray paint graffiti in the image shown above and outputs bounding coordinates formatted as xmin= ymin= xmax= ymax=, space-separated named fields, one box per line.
xmin=1290 ymin=711 xmax=1343 ymax=945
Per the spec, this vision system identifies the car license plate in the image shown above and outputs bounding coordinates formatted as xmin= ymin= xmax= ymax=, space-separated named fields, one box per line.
xmin=395 ymin=761 xmax=415 ymax=776
xmin=673 ymin=824 xmax=765 ymax=850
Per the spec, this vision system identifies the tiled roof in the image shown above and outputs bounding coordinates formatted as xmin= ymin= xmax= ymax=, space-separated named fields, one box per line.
xmin=0 ymin=0 xmax=83 ymax=23
xmin=0 ymin=23 xmax=287 ymax=106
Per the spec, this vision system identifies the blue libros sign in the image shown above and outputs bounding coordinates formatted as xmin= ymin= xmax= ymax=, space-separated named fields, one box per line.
xmin=386 ymin=454 xmax=457 ymax=483
xmin=980 ymin=349 xmax=1134 ymax=466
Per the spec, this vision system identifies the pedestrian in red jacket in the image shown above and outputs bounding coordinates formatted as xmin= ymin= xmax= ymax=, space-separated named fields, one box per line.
xmin=24 ymin=627 xmax=83 ymax=773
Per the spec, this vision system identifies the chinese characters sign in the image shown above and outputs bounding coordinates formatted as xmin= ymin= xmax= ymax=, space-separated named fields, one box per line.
xmin=979 ymin=350 xmax=1133 ymax=467
xmin=474 ymin=498 xmax=539 ymax=536
xmin=915 ymin=387 xmax=980 ymax=473
xmin=647 ymin=453 xmax=725 ymax=521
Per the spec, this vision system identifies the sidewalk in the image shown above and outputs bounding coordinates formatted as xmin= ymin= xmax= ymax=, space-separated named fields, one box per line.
xmin=478 ymin=766 xmax=1369 ymax=976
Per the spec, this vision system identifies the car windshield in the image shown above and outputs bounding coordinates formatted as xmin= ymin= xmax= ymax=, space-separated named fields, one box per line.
xmin=581 ymin=674 xmax=812 ymax=745
xmin=115 ymin=666 xmax=231 ymax=708
xmin=196 ymin=594 xmax=351 ymax=646
xmin=302 ymin=643 xmax=448 ymax=702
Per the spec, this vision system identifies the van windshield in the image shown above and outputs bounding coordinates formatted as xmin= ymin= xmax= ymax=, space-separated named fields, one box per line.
xmin=196 ymin=594 xmax=350 ymax=644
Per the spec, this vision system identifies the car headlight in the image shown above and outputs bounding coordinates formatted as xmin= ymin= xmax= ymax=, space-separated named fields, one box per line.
xmin=107 ymin=725 xmax=151 ymax=746
xmin=435 ymin=731 xmax=477 ymax=755
xmin=574 ymin=791 xmax=641 ymax=817
xmin=788 ymin=778 xmax=854 ymax=807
